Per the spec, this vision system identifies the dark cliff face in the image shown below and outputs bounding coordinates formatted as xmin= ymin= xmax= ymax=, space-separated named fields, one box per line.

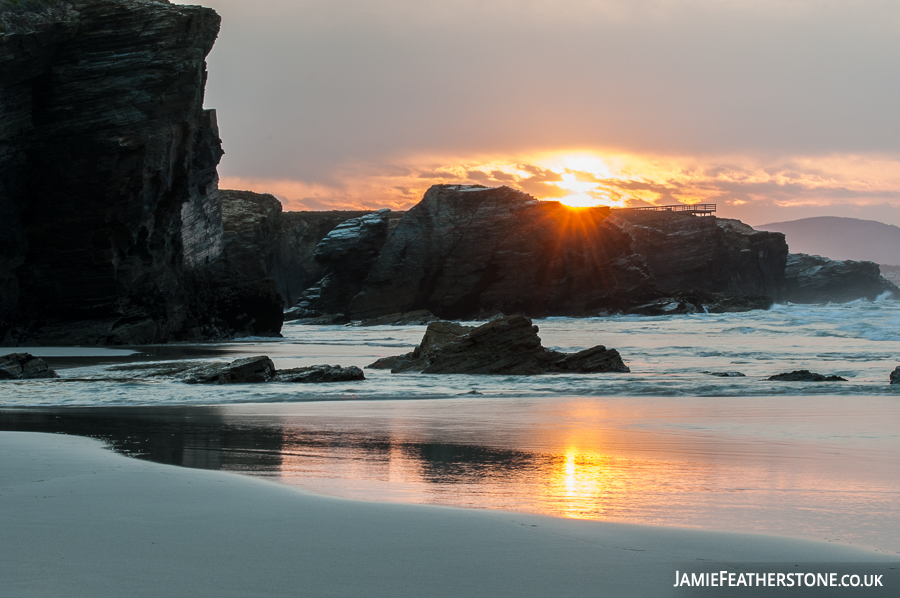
xmin=219 ymin=189 xmax=383 ymax=308
xmin=785 ymin=254 xmax=898 ymax=303
xmin=611 ymin=212 xmax=787 ymax=301
xmin=349 ymin=185 xmax=659 ymax=320
xmin=0 ymin=0 xmax=282 ymax=344
xmin=345 ymin=185 xmax=788 ymax=320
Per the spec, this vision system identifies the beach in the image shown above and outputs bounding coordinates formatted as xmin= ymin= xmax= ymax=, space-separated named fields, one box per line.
xmin=2 ymin=431 xmax=894 ymax=598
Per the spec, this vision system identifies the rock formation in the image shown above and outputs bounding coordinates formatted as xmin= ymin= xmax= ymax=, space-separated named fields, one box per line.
xmin=766 ymin=370 xmax=847 ymax=382
xmin=0 ymin=352 xmax=58 ymax=379
xmin=784 ymin=254 xmax=898 ymax=303
xmin=219 ymin=189 xmax=383 ymax=308
xmin=293 ymin=209 xmax=391 ymax=318
xmin=0 ymin=0 xmax=282 ymax=345
xmin=612 ymin=211 xmax=787 ymax=301
xmin=368 ymin=315 xmax=629 ymax=375
xmin=107 ymin=356 xmax=364 ymax=384
xmin=890 ymin=366 xmax=900 ymax=385
xmin=182 ymin=356 xmax=276 ymax=384
xmin=346 ymin=185 xmax=787 ymax=320
xmin=274 ymin=365 xmax=364 ymax=383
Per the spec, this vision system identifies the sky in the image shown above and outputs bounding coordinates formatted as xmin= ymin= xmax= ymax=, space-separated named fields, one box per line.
xmin=201 ymin=0 xmax=900 ymax=226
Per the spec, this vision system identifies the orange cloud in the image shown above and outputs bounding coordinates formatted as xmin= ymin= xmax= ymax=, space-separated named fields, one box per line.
xmin=219 ymin=151 xmax=900 ymax=223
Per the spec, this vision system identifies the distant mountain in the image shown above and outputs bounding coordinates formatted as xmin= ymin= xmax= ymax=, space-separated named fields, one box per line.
xmin=755 ymin=217 xmax=900 ymax=265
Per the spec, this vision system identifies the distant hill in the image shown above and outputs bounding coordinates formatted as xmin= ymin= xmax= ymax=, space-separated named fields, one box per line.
xmin=755 ymin=217 xmax=900 ymax=265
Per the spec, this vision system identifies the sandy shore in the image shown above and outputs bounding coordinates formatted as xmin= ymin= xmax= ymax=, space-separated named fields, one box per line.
xmin=0 ymin=432 xmax=890 ymax=598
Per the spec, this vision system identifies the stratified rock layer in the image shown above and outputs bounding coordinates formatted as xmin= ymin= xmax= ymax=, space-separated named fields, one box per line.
xmin=784 ymin=254 xmax=898 ymax=303
xmin=348 ymin=185 xmax=788 ymax=320
xmin=0 ymin=1 xmax=282 ymax=345
xmin=368 ymin=315 xmax=629 ymax=375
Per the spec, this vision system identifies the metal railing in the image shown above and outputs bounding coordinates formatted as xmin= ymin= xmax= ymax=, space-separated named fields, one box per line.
xmin=619 ymin=203 xmax=716 ymax=215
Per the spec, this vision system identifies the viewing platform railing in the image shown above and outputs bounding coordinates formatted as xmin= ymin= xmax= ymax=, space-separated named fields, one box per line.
xmin=619 ymin=203 xmax=716 ymax=216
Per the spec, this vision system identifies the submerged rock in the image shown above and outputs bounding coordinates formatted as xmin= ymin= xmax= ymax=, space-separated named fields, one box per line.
xmin=355 ymin=310 xmax=439 ymax=327
xmin=108 ymin=356 xmax=363 ymax=384
xmin=274 ymin=365 xmax=364 ymax=383
xmin=0 ymin=353 xmax=58 ymax=380
xmin=766 ymin=370 xmax=847 ymax=382
xmin=706 ymin=371 xmax=746 ymax=378
xmin=368 ymin=315 xmax=629 ymax=375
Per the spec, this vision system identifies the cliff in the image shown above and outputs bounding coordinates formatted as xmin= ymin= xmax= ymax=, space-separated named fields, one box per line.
xmin=0 ymin=0 xmax=282 ymax=345
xmin=346 ymin=185 xmax=787 ymax=320
xmin=611 ymin=211 xmax=787 ymax=300
xmin=785 ymin=254 xmax=898 ymax=303
xmin=219 ymin=189 xmax=392 ymax=308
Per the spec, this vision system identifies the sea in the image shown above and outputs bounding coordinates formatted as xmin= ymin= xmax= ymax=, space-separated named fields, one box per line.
xmin=2 ymin=300 xmax=900 ymax=554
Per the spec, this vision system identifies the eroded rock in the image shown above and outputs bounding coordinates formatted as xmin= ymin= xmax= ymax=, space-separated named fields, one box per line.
xmin=368 ymin=315 xmax=629 ymax=375
xmin=0 ymin=353 xmax=58 ymax=379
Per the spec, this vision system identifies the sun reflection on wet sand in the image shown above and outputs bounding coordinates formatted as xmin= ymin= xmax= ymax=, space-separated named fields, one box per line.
xmin=252 ymin=395 xmax=900 ymax=552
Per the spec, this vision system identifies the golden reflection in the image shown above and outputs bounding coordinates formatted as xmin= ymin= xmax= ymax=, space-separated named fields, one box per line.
xmin=548 ymin=447 xmax=619 ymax=519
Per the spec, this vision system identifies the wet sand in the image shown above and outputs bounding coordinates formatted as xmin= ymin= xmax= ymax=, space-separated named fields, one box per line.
xmin=1 ymin=431 xmax=893 ymax=598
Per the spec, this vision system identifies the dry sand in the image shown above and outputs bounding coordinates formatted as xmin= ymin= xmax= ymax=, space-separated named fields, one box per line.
xmin=0 ymin=432 xmax=889 ymax=597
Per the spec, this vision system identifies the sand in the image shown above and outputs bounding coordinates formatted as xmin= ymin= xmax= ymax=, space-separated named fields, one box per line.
xmin=0 ymin=432 xmax=890 ymax=598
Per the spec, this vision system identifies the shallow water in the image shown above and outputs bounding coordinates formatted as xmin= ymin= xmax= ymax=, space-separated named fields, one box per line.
xmin=2 ymin=302 xmax=899 ymax=553
xmin=4 ymin=301 xmax=900 ymax=405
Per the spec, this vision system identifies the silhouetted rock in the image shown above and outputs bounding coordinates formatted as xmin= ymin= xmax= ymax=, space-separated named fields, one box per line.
xmin=182 ymin=356 xmax=276 ymax=384
xmin=345 ymin=185 xmax=786 ymax=320
xmin=766 ymin=370 xmax=847 ymax=382
xmin=295 ymin=210 xmax=391 ymax=317
xmin=368 ymin=315 xmax=629 ymax=375
xmin=613 ymin=212 xmax=787 ymax=301
xmin=890 ymin=367 xmax=900 ymax=385
xmin=274 ymin=365 xmax=364 ymax=383
xmin=784 ymin=254 xmax=898 ymax=303
xmin=0 ymin=1 xmax=283 ymax=345
xmin=220 ymin=189 xmax=389 ymax=308
xmin=0 ymin=353 xmax=58 ymax=379
xmin=706 ymin=371 xmax=746 ymax=378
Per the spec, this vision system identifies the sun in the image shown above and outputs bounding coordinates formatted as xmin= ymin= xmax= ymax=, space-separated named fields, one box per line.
xmin=540 ymin=158 xmax=628 ymax=209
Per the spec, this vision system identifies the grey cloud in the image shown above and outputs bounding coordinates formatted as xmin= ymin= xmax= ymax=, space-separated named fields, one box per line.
xmin=201 ymin=0 xmax=900 ymax=183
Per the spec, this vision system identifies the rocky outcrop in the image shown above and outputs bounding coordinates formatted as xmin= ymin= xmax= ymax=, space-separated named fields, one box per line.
xmin=219 ymin=189 xmax=384 ymax=308
xmin=891 ymin=366 xmax=900 ymax=385
xmin=107 ymin=356 xmax=364 ymax=384
xmin=274 ymin=365 xmax=364 ymax=383
xmin=0 ymin=352 xmax=58 ymax=379
xmin=346 ymin=185 xmax=787 ymax=320
xmin=766 ymin=370 xmax=847 ymax=382
xmin=350 ymin=186 xmax=656 ymax=320
xmin=784 ymin=254 xmax=898 ymax=303
xmin=0 ymin=1 xmax=282 ymax=345
xmin=294 ymin=210 xmax=391 ymax=317
xmin=368 ymin=315 xmax=629 ymax=375
xmin=613 ymin=211 xmax=787 ymax=301
xmin=182 ymin=356 xmax=276 ymax=384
